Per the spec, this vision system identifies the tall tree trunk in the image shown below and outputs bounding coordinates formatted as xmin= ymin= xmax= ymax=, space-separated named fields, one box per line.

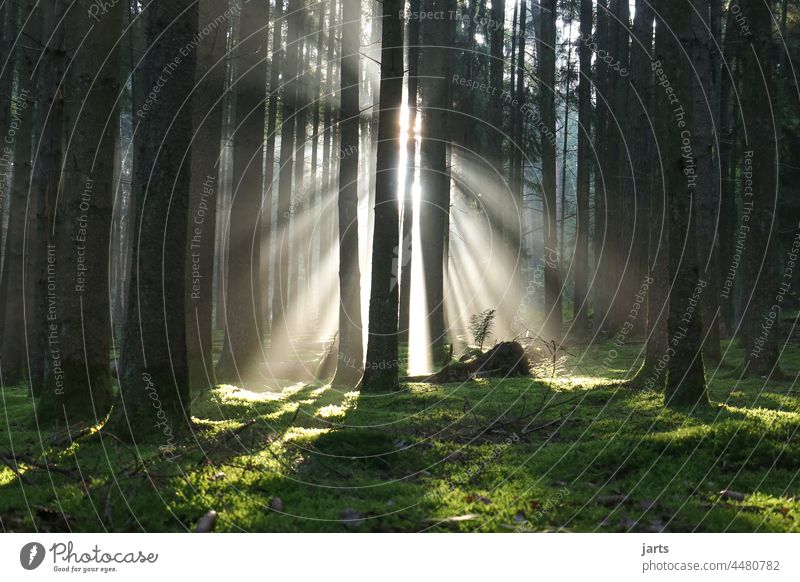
xmin=539 ymin=0 xmax=561 ymax=342
xmin=271 ymin=0 xmax=301 ymax=354
xmin=591 ymin=0 xmax=609 ymax=334
xmin=111 ymin=0 xmax=198 ymax=442
xmin=186 ymin=0 xmax=231 ymax=393
xmin=488 ymin=0 xmax=505 ymax=163
xmin=572 ymin=0 xmax=591 ymax=334
xmin=716 ymin=5 xmax=739 ymax=336
xmin=625 ymin=0 xmax=654 ymax=340
xmin=320 ymin=0 xmax=338 ymax=291
xmin=216 ymin=0 xmax=269 ymax=383
xmin=604 ymin=0 xmax=629 ymax=333
xmin=25 ymin=0 xmax=64 ymax=396
xmin=559 ymin=3 xmax=573 ymax=321
xmin=690 ymin=0 xmax=722 ymax=363
xmin=625 ymin=0 xmax=666 ymax=387
xmin=510 ymin=0 xmax=527 ymax=323
xmin=310 ymin=2 xmax=325 ymax=324
xmin=0 ymin=1 xmax=18 ymax=308
xmin=419 ymin=0 xmax=455 ymax=365
xmin=398 ymin=0 xmax=421 ymax=343
xmin=331 ymin=0 xmax=364 ymax=387
xmin=741 ymin=0 xmax=781 ymax=377
xmin=1 ymin=0 xmax=38 ymax=387
xmin=655 ymin=0 xmax=708 ymax=407
xmin=264 ymin=0 xmax=285 ymax=338
xmin=291 ymin=5 xmax=308 ymax=321
xmin=360 ymin=0 xmax=404 ymax=391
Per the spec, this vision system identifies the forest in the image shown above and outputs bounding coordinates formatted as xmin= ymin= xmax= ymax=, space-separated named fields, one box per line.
xmin=0 ymin=0 xmax=799 ymax=533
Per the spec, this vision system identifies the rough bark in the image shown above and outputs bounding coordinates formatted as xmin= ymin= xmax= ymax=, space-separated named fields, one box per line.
xmin=25 ymin=0 xmax=64 ymax=397
xmin=217 ymin=0 xmax=269 ymax=383
xmin=690 ymin=0 xmax=722 ymax=363
xmin=573 ymin=0 xmax=591 ymax=334
xmin=271 ymin=0 xmax=301 ymax=354
xmin=591 ymin=0 xmax=608 ymax=335
xmin=398 ymin=0 xmax=421 ymax=343
xmin=539 ymin=0 xmax=561 ymax=342
xmin=0 ymin=0 xmax=38 ymax=387
xmin=264 ymin=0 xmax=285 ymax=337
xmin=657 ymin=0 xmax=709 ymax=407
xmin=331 ymin=0 xmax=364 ymax=387
xmin=360 ymin=0 xmax=404 ymax=391
xmin=419 ymin=0 xmax=455 ymax=365
xmin=186 ymin=0 xmax=231 ymax=393
xmin=740 ymin=0 xmax=781 ymax=377
xmin=111 ymin=0 xmax=198 ymax=442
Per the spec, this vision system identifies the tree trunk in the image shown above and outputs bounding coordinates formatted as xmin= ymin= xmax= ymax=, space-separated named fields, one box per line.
xmin=625 ymin=0 xmax=666 ymax=388
xmin=419 ymin=0 xmax=455 ymax=365
xmin=310 ymin=2 xmax=325 ymax=324
xmin=0 ymin=0 xmax=18 ymax=336
xmin=398 ymin=0 xmax=421 ymax=343
xmin=572 ymin=0 xmax=591 ymax=334
xmin=360 ymin=0 xmax=404 ymax=391
xmin=1 ymin=0 xmax=38 ymax=387
xmin=271 ymin=0 xmax=301 ymax=355
xmin=488 ymin=0 xmax=505 ymax=163
xmin=291 ymin=5 xmax=308 ymax=323
xmin=216 ymin=0 xmax=269 ymax=383
xmin=264 ymin=0 xmax=285 ymax=339
xmin=111 ymin=0 xmax=198 ymax=442
xmin=690 ymin=0 xmax=722 ymax=363
xmin=539 ymin=0 xmax=561 ymax=342
xmin=656 ymin=0 xmax=708 ymax=407
xmin=591 ymin=0 xmax=609 ymax=335
xmin=186 ymin=0 xmax=231 ymax=393
xmin=331 ymin=0 xmax=364 ymax=387
xmin=25 ymin=0 xmax=64 ymax=397
xmin=741 ymin=0 xmax=781 ymax=377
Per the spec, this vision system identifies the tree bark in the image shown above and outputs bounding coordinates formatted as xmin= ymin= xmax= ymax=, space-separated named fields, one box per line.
xmin=656 ymin=0 xmax=709 ymax=407
xmin=186 ymin=0 xmax=231 ymax=393
xmin=398 ymin=0 xmax=421 ymax=343
xmin=271 ymin=0 xmax=301 ymax=355
xmin=572 ymin=0 xmax=591 ymax=334
xmin=1 ymin=0 xmax=38 ymax=387
xmin=360 ymin=0 xmax=404 ymax=391
xmin=25 ymin=0 xmax=64 ymax=397
xmin=539 ymin=0 xmax=561 ymax=342
xmin=690 ymin=0 xmax=722 ymax=363
xmin=111 ymin=0 xmax=198 ymax=442
xmin=419 ymin=0 xmax=455 ymax=365
xmin=217 ymin=0 xmax=269 ymax=383
xmin=740 ymin=0 xmax=781 ymax=377
xmin=331 ymin=0 xmax=364 ymax=387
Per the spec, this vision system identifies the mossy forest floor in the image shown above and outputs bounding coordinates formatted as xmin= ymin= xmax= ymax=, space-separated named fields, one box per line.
xmin=1 ymin=340 xmax=799 ymax=532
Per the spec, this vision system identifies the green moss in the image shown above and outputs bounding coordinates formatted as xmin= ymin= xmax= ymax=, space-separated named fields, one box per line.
xmin=0 ymin=339 xmax=798 ymax=531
